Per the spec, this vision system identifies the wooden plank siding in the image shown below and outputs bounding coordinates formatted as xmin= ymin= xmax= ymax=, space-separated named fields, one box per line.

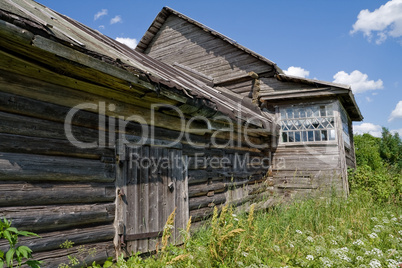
xmin=145 ymin=15 xmax=274 ymax=86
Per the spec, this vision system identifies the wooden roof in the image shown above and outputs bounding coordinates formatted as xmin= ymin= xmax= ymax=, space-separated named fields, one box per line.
xmin=0 ymin=0 xmax=277 ymax=131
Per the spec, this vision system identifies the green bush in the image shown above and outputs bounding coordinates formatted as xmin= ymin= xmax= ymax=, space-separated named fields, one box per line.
xmin=349 ymin=128 xmax=402 ymax=203
xmin=348 ymin=165 xmax=401 ymax=203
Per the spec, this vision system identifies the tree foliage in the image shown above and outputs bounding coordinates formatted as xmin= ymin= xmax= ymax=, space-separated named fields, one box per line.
xmin=349 ymin=128 xmax=402 ymax=203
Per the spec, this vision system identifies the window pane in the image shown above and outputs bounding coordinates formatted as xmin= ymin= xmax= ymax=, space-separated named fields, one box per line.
xmin=320 ymin=106 xmax=326 ymax=117
xmin=306 ymin=108 xmax=313 ymax=117
xmin=329 ymin=129 xmax=336 ymax=140
xmin=314 ymin=130 xmax=321 ymax=141
xmin=312 ymin=106 xmax=319 ymax=117
xmin=327 ymin=105 xmax=334 ymax=116
xmin=289 ymin=132 xmax=294 ymax=142
xmin=312 ymin=119 xmax=319 ymax=129
xmin=300 ymin=108 xmax=306 ymax=118
xmin=282 ymin=132 xmax=288 ymax=142
xmin=308 ymin=131 xmax=314 ymax=141
xmin=287 ymin=108 xmax=293 ymax=119
xmin=280 ymin=109 xmax=286 ymax=119
xmin=302 ymin=131 xmax=308 ymax=142
xmin=321 ymin=130 xmax=328 ymax=141
xmin=295 ymin=131 xmax=301 ymax=142
xmin=293 ymin=108 xmax=299 ymax=119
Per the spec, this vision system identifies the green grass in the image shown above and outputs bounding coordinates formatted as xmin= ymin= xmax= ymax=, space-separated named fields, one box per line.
xmin=108 ymin=192 xmax=401 ymax=268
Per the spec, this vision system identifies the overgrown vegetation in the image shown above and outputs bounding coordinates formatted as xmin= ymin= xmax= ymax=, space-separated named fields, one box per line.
xmin=3 ymin=129 xmax=400 ymax=267
xmin=110 ymin=193 xmax=401 ymax=267
xmin=349 ymin=127 xmax=401 ymax=203
xmin=106 ymin=128 xmax=401 ymax=267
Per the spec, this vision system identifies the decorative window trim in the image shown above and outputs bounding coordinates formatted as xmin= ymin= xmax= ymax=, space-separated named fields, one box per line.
xmin=279 ymin=103 xmax=337 ymax=144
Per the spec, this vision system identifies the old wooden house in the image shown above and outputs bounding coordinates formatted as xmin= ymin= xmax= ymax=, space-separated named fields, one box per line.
xmin=0 ymin=1 xmax=362 ymax=267
xmin=136 ymin=7 xmax=363 ymax=196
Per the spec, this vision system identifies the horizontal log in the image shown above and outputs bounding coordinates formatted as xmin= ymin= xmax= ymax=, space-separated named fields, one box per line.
xmin=0 ymin=110 xmax=100 ymax=143
xmin=188 ymin=182 xmax=226 ymax=198
xmin=188 ymin=170 xmax=226 ymax=185
xmin=0 ymin=133 xmax=114 ymax=159
xmin=190 ymin=206 xmax=215 ymax=222
xmin=0 ymin=152 xmax=115 ymax=182
xmin=33 ymin=241 xmax=115 ymax=268
xmin=0 ymin=182 xmax=115 ymax=206
xmin=0 ymin=224 xmax=115 ymax=253
xmin=0 ymin=203 xmax=115 ymax=233
xmin=189 ymin=192 xmax=226 ymax=210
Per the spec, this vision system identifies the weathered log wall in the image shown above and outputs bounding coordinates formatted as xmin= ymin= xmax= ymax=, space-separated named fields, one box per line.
xmin=0 ymin=47 xmax=271 ymax=267
xmin=0 ymin=86 xmax=116 ymax=266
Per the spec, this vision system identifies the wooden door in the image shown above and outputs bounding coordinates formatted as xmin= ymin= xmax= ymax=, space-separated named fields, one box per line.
xmin=122 ymin=144 xmax=188 ymax=254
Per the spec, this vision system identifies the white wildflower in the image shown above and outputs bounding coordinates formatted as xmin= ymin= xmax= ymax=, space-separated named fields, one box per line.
xmin=353 ymin=239 xmax=365 ymax=246
xmin=398 ymin=230 xmax=402 ymax=236
xmin=330 ymin=239 xmax=338 ymax=245
xmin=314 ymin=246 xmax=326 ymax=255
xmin=387 ymin=259 xmax=398 ymax=268
xmin=296 ymin=230 xmax=303 ymax=234
xmin=391 ymin=217 xmax=397 ymax=222
xmin=306 ymin=236 xmax=314 ymax=243
xmin=369 ymin=259 xmax=382 ymax=268
xmin=371 ymin=217 xmax=379 ymax=222
xmin=373 ymin=225 xmax=384 ymax=233
xmin=306 ymin=255 xmax=314 ymax=261
xmin=242 ymin=251 xmax=249 ymax=257
xmin=320 ymin=257 xmax=333 ymax=267
xmin=368 ymin=233 xmax=379 ymax=239
xmin=273 ymin=245 xmax=280 ymax=252
xmin=328 ymin=225 xmax=336 ymax=232
xmin=365 ymin=248 xmax=383 ymax=258
xmin=382 ymin=217 xmax=390 ymax=224
xmin=356 ymin=256 xmax=364 ymax=261
xmin=389 ymin=234 xmax=394 ymax=238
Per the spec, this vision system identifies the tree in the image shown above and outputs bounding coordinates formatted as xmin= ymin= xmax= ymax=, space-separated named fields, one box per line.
xmin=379 ymin=127 xmax=402 ymax=171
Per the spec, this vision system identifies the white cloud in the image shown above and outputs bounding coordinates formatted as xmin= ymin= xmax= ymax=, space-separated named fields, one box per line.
xmin=333 ymin=70 xmax=383 ymax=94
xmin=391 ymin=128 xmax=402 ymax=136
xmin=351 ymin=0 xmax=402 ymax=44
xmin=94 ymin=9 xmax=108 ymax=21
xmin=284 ymin=66 xmax=310 ymax=78
xmin=365 ymin=96 xmax=373 ymax=102
xmin=115 ymin=37 xmax=138 ymax=49
xmin=353 ymin=122 xmax=382 ymax=137
xmin=99 ymin=25 xmax=105 ymax=30
xmin=110 ymin=15 xmax=122 ymax=24
xmin=388 ymin=100 xmax=402 ymax=121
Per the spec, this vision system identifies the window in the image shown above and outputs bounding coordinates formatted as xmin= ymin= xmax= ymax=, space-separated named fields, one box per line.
xmin=340 ymin=104 xmax=351 ymax=148
xmin=280 ymin=104 xmax=336 ymax=143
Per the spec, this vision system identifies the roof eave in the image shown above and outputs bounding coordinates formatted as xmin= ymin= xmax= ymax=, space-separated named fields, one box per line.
xmin=263 ymin=75 xmax=364 ymax=121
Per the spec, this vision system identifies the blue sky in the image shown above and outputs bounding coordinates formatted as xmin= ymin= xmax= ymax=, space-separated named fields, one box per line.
xmin=37 ymin=0 xmax=402 ymax=137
